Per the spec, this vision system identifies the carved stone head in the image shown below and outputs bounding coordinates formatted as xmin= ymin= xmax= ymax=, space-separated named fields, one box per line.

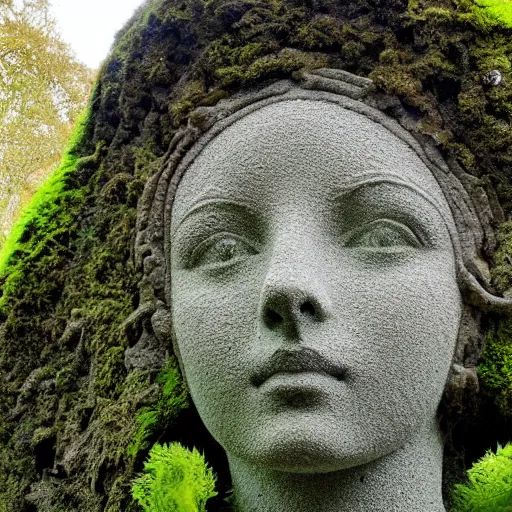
xmin=134 ymin=70 xmax=510 ymax=505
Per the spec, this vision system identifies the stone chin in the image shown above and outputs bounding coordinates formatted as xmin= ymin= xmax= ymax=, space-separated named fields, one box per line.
xmin=224 ymin=412 xmax=421 ymax=474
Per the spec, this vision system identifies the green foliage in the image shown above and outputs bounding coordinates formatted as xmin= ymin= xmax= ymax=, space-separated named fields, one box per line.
xmin=128 ymin=360 xmax=189 ymax=460
xmin=478 ymin=321 xmax=512 ymax=420
xmin=0 ymin=107 xmax=91 ymax=279
xmin=474 ymin=0 xmax=512 ymax=28
xmin=131 ymin=443 xmax=217 ymax=512
xmin=0 ymin=0 xmax=93 ymax=242
xmin=451 ymin=444 xmax=512 ymax=511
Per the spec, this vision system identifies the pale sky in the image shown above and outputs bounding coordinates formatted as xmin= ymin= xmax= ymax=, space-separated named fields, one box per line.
xmin=49 ymin=0 xmax=146 ymax=69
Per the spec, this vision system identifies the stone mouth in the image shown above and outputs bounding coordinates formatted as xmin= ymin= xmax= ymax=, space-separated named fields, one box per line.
xmin=251 ymin=347 xmax=346 ymax=388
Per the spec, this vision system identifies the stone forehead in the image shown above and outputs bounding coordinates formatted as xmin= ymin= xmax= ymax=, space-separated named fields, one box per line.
xmin=173 ymin=99 xmax=451 ymax=222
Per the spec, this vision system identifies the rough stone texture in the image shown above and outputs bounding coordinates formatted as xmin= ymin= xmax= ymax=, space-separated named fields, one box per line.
xmin=0 ymin=0 xmax=511 ymax=510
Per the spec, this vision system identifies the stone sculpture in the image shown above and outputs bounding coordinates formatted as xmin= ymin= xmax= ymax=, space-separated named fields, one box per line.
xmin=1 ymin=1 xmax=511 ymax=510
xmin=135 ymin=70 xmax=512 ymax=510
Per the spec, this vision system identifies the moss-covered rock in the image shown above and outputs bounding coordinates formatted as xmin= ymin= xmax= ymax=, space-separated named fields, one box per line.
xmin=0 ymin=0 xmax=511 ymax=510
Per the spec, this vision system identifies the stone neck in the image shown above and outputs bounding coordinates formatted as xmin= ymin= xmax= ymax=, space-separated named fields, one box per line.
xmin=227 ymin=418 xmax=446 ymax=512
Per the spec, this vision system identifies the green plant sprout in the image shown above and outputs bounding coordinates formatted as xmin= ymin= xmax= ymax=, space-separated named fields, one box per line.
xmin=452 ymin=443 xmax=512 ymax=511
xmin=131 ymin=442 xmax=217 ymax=512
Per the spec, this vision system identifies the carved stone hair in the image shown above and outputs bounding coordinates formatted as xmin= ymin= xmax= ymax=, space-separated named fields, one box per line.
xmin=128 ymin=68 xmax=512 ymax=424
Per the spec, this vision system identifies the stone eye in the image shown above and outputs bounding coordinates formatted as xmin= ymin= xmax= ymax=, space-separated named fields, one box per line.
xmin=346 ymin=220 xmax=421 ymax=249
xmin=194 ymin=236 xmax=258 ymax=267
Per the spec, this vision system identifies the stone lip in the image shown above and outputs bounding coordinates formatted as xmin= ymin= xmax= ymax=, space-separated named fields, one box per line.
xmin=250 ymin=347 xmax=346 ymax=388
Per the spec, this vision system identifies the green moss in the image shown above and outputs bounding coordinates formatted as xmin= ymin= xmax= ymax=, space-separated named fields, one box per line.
xmin=55 ymin=365 xmax=78 ymax=393
xmin=31 ymin=427 xmax=55 ymax=449
xmin=479 ymin=220 xmax=512 ymax=420
xmin=370 ymin=67 xmax=424 ymax=97
xmin=0 ymin=108 xmax=93 ymax=278
xmin=340 ymin=41 xmax=366 ymax=65
xmin=215 ymin=47 xmax=327 ymax=86
xmin=474 ymin=0 xmax=512 ymax=28
xmin=208 ymin=40 xmax=270 ymax=69
xmin=290 ymin=15 xmax=344 ymax=50
xmin=406 ymin=6 xmax=455 ymax=24
xmin=458 ymin=85 xmax=488 ymax=124
xmin=127 ymin=359 xmax=189 ymax=461
xmin=479 ymin=321 xmax=512 ymax=419
xmin=95 ymin=347 xmax=127 ymax=398
xmin=171 ymin=81 xmax=208 ymax=124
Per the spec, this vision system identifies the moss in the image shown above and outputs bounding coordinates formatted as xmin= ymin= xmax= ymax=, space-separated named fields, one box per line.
xmin=474 ymin=0 xmax=512 ymax=29
xmin=458 ymin=85 xmax=488 ymax=124
xmin=127 ymin=359 xmax=189 ymax=462
xmin=55 ymin=365 xmax=78 ymax=393
xmin=479 ymin=329 xmax=512 ymax=420
xmin=171 ymin=80 xmax=208 ymax=124
xmin=340 ymin=41 xmax=366 ymax=65
xmin=371 ymin=67 xmax=424 ymax=97
xmin=0 ymin=108 xmax=94 ymax=277
xmin=31 ymin=427 xmax=56 ymax=449
xmin=94 ymin=347 xmax=127 ymax=398
xmin=215 ymin=47 xmax=328 ymax=86
xmin=479 ymin=219 xmax=512 ymax=420
xmin=290 ymin=15 xmax=344 ymax=50
xmin=208 ymin=40 xmax=271 ymax=68
xmin=379 ymin=48 xmax=412 ymax=66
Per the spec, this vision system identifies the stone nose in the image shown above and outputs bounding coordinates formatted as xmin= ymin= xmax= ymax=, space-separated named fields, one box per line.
xmin=260 ymin=272 xmax=332 ymax=339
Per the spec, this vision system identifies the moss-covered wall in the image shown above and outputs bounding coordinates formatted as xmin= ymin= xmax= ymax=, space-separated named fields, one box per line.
xmin=0 ymin=0 xmax=511 ymax=510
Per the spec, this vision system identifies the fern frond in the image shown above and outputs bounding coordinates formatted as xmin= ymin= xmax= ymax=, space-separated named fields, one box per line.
xmin=452 ymin=443 xmax=512 ymax=512
xmin=132 ymin=442 xmax=218 ymax=512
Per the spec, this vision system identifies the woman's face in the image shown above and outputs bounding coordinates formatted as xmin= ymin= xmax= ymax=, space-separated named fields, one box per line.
xmin=170 ymin=99 xmax=461 ymax=473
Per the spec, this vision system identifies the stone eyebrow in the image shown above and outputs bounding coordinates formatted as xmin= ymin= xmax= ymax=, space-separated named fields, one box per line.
xmin=171 ymin=197 xmax=260 ymax=234
xmin=332 ymin=173 xmax=451 ymax=224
